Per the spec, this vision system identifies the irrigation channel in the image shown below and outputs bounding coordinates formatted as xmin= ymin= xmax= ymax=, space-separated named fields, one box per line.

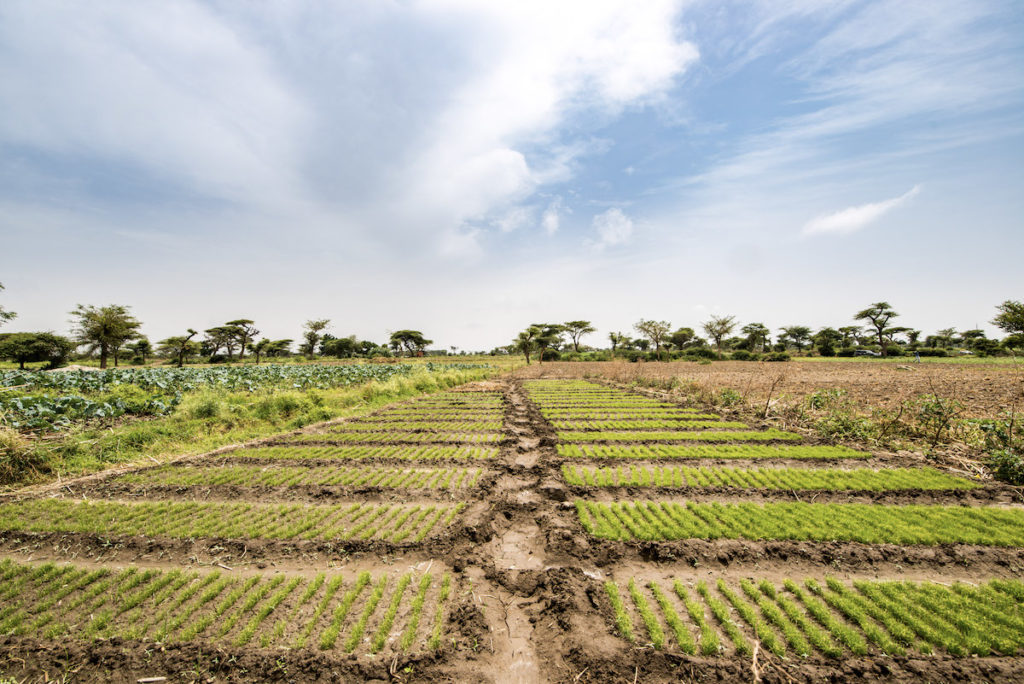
xmin=1 ymin=377 xmax=1024 ymax=682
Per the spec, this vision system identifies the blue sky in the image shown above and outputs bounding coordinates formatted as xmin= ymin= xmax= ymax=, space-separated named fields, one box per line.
xmin=1 ymin=0 xmax=1021 ymax=350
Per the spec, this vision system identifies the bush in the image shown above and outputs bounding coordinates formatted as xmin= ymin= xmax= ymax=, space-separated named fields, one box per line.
xmin=837 ymin=347 xmax=856 ymax=357
xmin=684 ymin=348 xmax=718 ymax=360
xmin=989 ymin=451 xmax=1024 ymax=485
xmin=817 ymin=343 xmax=836 ymax=357
xmin=0 ymin=426 xmax=47 ymax=484
xmin=765 ymin=352 xmax=790 ymax=362
xmin=718 ymin=388 xmax=743 ymax=406
xmin=916 ymin=348 xmax=948 ymax=358
xmin=729 ymin=350 xmax=760 ymax=361
xmin=981 ymin=412 xmax=1024 ymax=485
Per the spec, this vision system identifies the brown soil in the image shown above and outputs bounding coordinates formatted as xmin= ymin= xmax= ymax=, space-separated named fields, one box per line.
xmin=3 ymin=375 xmax=1024 ymax=682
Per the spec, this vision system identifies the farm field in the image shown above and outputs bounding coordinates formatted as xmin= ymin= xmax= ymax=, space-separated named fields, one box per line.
xmin=2 ymin=370 xmax=1024 ymax=682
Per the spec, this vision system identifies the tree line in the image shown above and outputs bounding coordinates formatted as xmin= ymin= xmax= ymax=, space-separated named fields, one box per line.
xmin=506 ymin=300 xmax=1024 ymax=363
xmin=0 ymin=287 xmax=436 ymax=369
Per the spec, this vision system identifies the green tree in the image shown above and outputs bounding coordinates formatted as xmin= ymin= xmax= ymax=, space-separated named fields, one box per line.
xmin=634 ymin=319 xmax=671 ymax=360
xmin=158 ymin=329 xmax=199 ymax=368
xmin=779 ymin=325 xmax=813 ymax=352
xmin=0 ymin=282 xmax=15 ymax=327
xmin=390 ymin=330 xmax=433 ymax=357
xmin=608 ymin=332 xmax=627 ymax=358
xmin=740 ymin=323 xmax=770 ymax=352
xmin=563 ymin=320 xmax=596 ymax=352
xmin=204 ymin=326 xmax=239 ymax=361
xmin=516 ymin=326 xmax=540 ymax=364
xmin=838 ymin=326 xmax=861 ymax=348
xmin=70 ymin=304 xmax=142 ymax=369
xmin=265 ymin=339 xmax=293 ymax=358
xmin=669 ymin=327 xmax=696 ymax=350
xmin=813 ymin=327 xmax=842 ymax=356
xmin=225 ymin=319 xmax=259 ymax=361
xmin=251 ymin=338 xmax=271 ymax=364
xmin=532 ymin=324 xmax=565 ymax=363
xmin=993 ymin=300 xmax=1024 ymax=335
xmin=855 ymin=302 xmax=899 ymax=356
xmin=701 ymin=315 xmax=736 ymax=357
xmin=0 ymin=332 xmax=74 ymax=369
xmin=127 ymin=337 xmax=152 ymax=364
xmin=301 ymin=319 xmax=331 ymax=359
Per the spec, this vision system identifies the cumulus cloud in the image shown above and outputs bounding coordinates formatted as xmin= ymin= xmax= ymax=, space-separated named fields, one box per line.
xmin=590 ymin=208 xmax=634 ymax=249
xmin=802 ymin=185 xmax=921 ymax=236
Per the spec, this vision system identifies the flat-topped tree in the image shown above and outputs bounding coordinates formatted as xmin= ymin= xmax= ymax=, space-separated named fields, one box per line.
xmin=634 ymin=319 xmax=671 ymax=360
xmin=70 ymin=304 xmax=142 ymax=369
xmin=564 ymin=320 xmax=595 ymax=352
xmin=993 ymin=300 xmax=1024 ymax=335
xmin=701 ymin=315 xmax=736 ymax=357
xmin=531 ymin=324 xmax=565 ymax=363
xmin=740 ymin=323 xmax=769 ymax=352
xmin=127 ymin=337 xmax=152 ymax=364
xmin=0 ymin=332 xmax=74 ymax=370
xmin=854 ymin=302 xmax=899 ymax=355
xmin=204 ymin=326 xmax=239 ymax=361
xmin=779 ymin=325 xmax=812 ymax=352
xmin=301 ymin=319 xmax=330 ymax=359
xmin=0 ymin=282 xmax=15 ymax=326
xmin=390 ymin=330 xmax=432 ymax=357
xmin=158 ymin=329 xmax=198 ymax=368
xmin=225 ymin=319 xmax=259 ymax=360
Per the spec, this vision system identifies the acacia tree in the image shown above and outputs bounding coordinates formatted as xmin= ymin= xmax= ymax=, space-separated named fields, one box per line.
xmin=532 ymin=324 xmax=564 ymax=363
xmin=301 ymin=319 xmax=330 ymax=359
xmin=563 ymin=320 xmax=596 ymax=352
xmin=128 ymin=337 xmax=152 ymax=364
xmin=0 ymin=332 xmax=74 ymax=369
xmin=633 ymin=319 xmax=671 ymax=360
xmin=516 ymin=326 xmax=540 ymax=364
xmin=226 ymin=319 xmax=259 ymax=361
xmin=70 ymin=304 xmax=141 ymax=369
xmin=993 ymin=300 xmax=1024 ymax=335
xmin=608 ymin=332 xmax=627 ymax=358
xmin=813 ymin=327 xmax=842 ymax=356
xmin=779 ymin=325 xmax=812 ymax=352
xmin=0 ymin=282 xmax=15 ymax=327
xmin=855 ymin=302 xmax=900 ymax=356
xmin=838 ymin=326 xmax=861 ymax=348
xmin=740 ymin=323 xmax=770 ymax=352
xmin=701 ymin=315 xmax=736 ymax=356
xmin=390 ymin=330 xmax=433 ymax=357
xmin=158 ymin=329 xmax=198 ymax=368
xmin=204 ymin=326 xmax=239 ymax=360
xmin=669 ymin=327 xmax=696 ymax=350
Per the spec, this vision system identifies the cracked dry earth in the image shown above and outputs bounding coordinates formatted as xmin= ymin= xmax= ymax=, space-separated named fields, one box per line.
xmin=3 ymin=375 xmax=1024 ymax=682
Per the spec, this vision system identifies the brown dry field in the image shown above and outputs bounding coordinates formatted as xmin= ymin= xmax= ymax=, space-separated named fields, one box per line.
xmin=514 ymin=360 xmax=1024 ymax=418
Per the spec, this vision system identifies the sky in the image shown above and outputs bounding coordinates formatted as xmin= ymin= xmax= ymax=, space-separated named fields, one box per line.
xmin=1 ymin=0 xmax=1021 ymax=351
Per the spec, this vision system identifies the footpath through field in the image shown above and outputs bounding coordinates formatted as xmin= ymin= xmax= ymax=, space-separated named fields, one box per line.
xmin=2 ymin=376 xmax=1024 ymax=682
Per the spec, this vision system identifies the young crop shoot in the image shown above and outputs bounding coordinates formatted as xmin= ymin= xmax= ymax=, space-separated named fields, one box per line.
xmin=118 ymin=464 xmax=483 ymax=490
xmin=0 ymin=561 xmax=456 ymax=655
xmin=234 ymin=445 xmax=498 ymax=461
xmin=558 ymin=444 xmax=869 ymax=460
xmin=558 ymin=429 xmax=802 ymax=443
xmin=0 ymin=499 xmax=467 ymax=543
xmin=562 ymin=465 xmax=976 ymax=491
xmin=573 ymin=500 xmax=1024 ymax=545
xmin=601 ymin=576 xmax=1024 ymax=657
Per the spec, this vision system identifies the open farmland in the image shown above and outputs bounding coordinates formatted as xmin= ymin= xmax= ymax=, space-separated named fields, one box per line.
xmin=2 ymin=372 xmax=1024 ymax=682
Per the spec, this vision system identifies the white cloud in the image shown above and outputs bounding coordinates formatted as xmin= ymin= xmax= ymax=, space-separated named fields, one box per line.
xmin=802 ymin=185 xmax=920 ymax=236
xmin=590 ymin=208 xmax=634 ymax=249
xmin=541 ymin=197 xmax=564 ymax=235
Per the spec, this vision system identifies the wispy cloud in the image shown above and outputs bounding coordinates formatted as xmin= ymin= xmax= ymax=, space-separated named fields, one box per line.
xmin=803 ymin=185 xmax=920 ymax=236
xmin=590 ymin=208 xmax=634 ymax=249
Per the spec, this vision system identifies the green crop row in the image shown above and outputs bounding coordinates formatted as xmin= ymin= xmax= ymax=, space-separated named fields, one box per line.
xmin=575 ymin=500 xmax=1024 ymax=546
xmin=541 ymin=410 xmax=715 ymax=420
xmin=605 ymin=575 xmax=1024 ymax=657
xmin=281 ymin=431 xmax=502 ymax=444
xmin=328 ymin=420 xmax=503 ymax=432
xmin=562 ymin=464 xmax=977 ymax=491
xmin=235 ymin=445 xmax=498 ymax=461
xmin=558 ymin=429 xmax=801 ymax=443
xmin=118 ymin=465 xmax=483 ymax=489
xmin=531 ymin=400 xmax=679 ymax=408
xmin=0 ymin=499 xmax=467 ymax=543
xmin=0 ymin=560 xmax=453 ymax=654
xmin=550 ymin=420 xmax=748 ymax=431
xmin=556 ymin=444 xmax=869 ymax=460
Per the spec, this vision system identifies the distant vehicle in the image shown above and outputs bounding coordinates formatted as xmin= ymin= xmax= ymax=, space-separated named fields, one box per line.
xmin=958 ymin=349 xmax=974 ymax=355
xmin=853 ymin=349 xmax=881 ymax=357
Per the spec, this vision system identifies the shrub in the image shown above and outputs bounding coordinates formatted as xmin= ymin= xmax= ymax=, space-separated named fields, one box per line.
xmin=685 ymin=348 xmax=718 ymax=360
xmin=916 ymin=348 xmax=948 ymax=357
xmin=884 ymin=346 xmax=905 ymax=357
xmin=837 ymin=347 xmax=856 ymax=357
xmin=765 ymin=352 xmax=790 ymax=362
xmin=0 ymin=426 xmax=47 ymax=484
xmin=718 ymin=388 xmax=743 ymax=406
xmin=730 ymin=350 xmax=759 ymax=361
xmin=981 ymin=412 xmax=1024 ymax=485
